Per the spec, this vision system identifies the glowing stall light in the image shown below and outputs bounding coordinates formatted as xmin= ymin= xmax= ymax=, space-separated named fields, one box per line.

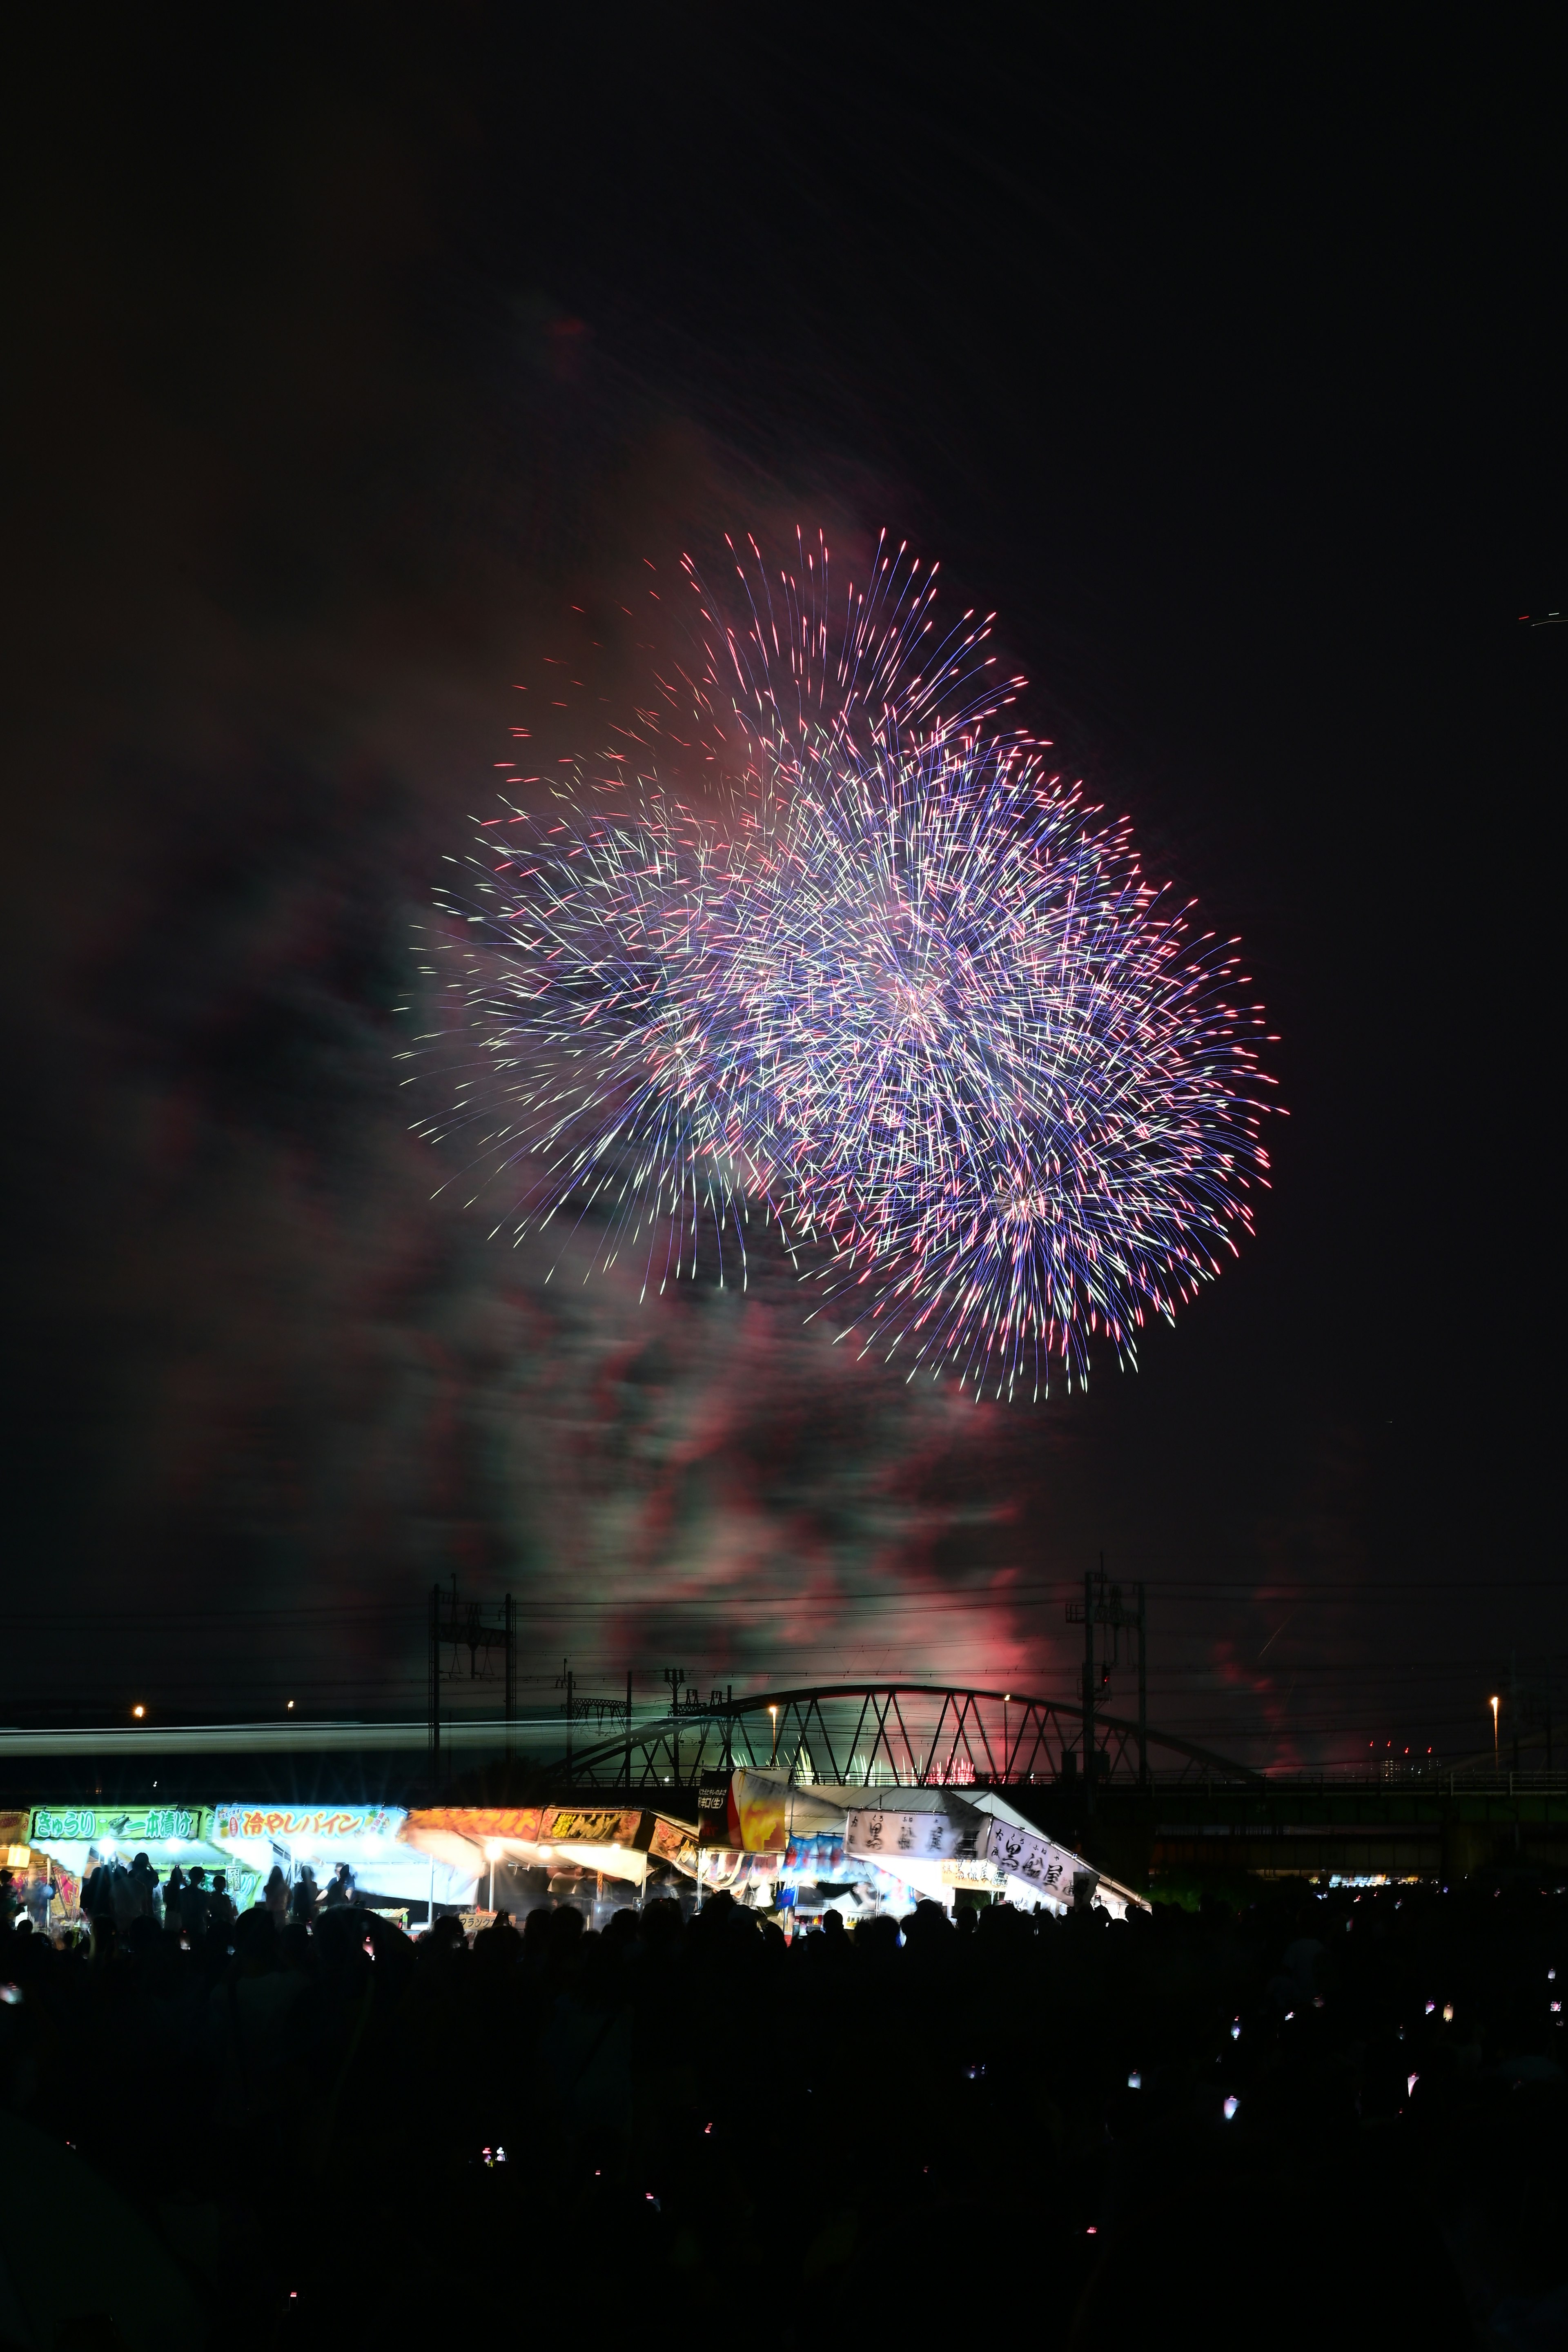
xmin=417 ymin=530 xmax=1277 ymax=1401
xmin=1223 ymin=2096 xmax=1239 ymax=2121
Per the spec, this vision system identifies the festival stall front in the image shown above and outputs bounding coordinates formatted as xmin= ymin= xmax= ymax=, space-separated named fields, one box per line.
xmin=27 ymin=1802 xmax=235 ymax=1921
xmin=2 ymin=1809 xmax=73 ymax=1931
xmin=695 ymin=1769 xmax=924 ymax=1919
xmin=695 ymin=1770 xmax=1151 ymax=1920
xmin=399 ymin=1805 xmax=700 ymax=1918
xmin=211 ymin=1802 xmax=466 ymax=1920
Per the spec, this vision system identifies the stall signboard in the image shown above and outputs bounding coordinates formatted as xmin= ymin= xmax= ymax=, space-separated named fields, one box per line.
xmin=696 ymin=1849 xmax=782 ymax=1891
xmin=647 ymin=1817 xmax=699 ymax=1875
xmin=405 ymin=1806 xmax=547 ymax=1842
xmin=213 ymin=1806 xmax=404 ymax=1843
xmin=941 ymin=1859 xmax=1002 ymax=1888
xmin=699 ymin=1771 xmax=790 ymax=1852
xmin=844 ymin=1808 xmax=971 ymax=1864
xmin=402 ymin=1806 xmax=644 ymax=1847
xmin=213 ymin=1805 xmax=403 ymax=1843
xmin=976 ymin=1816 xmax=1079 ymax=1902
xmin=548 ymin=1808 xmax=644 ymax=1846
xmin=782 ymin=1833 xmax=847 ymax=1881
xmin=31 ymin=1804 xmax=209 ymax=1847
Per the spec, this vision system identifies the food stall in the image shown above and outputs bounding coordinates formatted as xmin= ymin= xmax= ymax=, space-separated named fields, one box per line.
xmin=2 ymin=1809 xmax=71 ymax=1932
xmin=27 ymin=1802 xmax=237 ymax=1922
xmin=400 ymin=1804 xmax=700 ymax=1923
xmin=695 ymin=1771 xmax=1150 ymax=1922
xmin=211 ymin=1802 xmax=466 ymax=1923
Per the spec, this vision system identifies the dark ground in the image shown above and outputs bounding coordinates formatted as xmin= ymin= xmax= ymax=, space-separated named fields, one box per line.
xmin=2 ymin=1881 xmax=1565 ymax=2345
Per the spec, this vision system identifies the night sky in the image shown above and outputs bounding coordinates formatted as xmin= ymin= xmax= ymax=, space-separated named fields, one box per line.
xmin=4 ymin=13 xmax=1562 ymax=1764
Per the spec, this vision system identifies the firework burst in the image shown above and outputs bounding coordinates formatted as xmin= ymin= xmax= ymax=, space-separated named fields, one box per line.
xmin=412 ymin=532 xmax=1276 ymax=1395
xmin=412 ymin=787 xmax=767 ymax=1295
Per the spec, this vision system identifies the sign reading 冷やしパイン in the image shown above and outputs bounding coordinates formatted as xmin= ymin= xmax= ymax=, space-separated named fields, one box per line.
xmin=212 ymin=1806 xmax=404 ymax=1842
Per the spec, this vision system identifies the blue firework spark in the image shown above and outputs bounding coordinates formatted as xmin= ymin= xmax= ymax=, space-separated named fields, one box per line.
xmin=413 ymin=531 xmax=1275 ymax=1396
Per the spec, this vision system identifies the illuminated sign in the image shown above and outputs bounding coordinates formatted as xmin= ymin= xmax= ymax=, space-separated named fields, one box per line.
xmin=973 ymin=1817 xmax=1146 ymax=1914
xmin=845 ymin=1808 xmax=970 ymax=1863
xmin=406 ymin=1806 xmax=548 ymax=1842
xmin=30 ymin=1805 xmax=206 ymax=1846
xmin=547 ymin=1809 xmax=641 ymax=1845
xmin=976 ymin=1817 xmax=1076 ymax=1898
xmin=941 ymin=1860 xmax=1002 ymax=1887
xmin=699 ymin=1771 xmax=791 ymax=1852
xmin=647 ymin=1817 xmax=698 ymax=1873
xmin=403 ymin=1806 xmax=644 ymax=1847
xmin=212 ymin=1806 xmax=403 ymax=1844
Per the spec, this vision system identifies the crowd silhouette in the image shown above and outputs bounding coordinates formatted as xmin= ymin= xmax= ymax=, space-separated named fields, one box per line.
xmin=0 ymin=1871 xmax=1564 ymax=2346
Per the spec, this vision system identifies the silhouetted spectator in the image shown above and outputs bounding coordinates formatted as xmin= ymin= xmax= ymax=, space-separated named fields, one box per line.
xmin=263 ymin=1866 xmax=289 ymax=1925
xmin=80 ymin=1850 xmax=114 ymax=1927
xmin=208 ymin=1872 xmax=236 ymax=1942
xmin=127 ymin=1852 xmax=158 ymax=1922
xmin=180 ymin=1865 xmax=211 ymax=1943
xmin=289 ymin=1866 xmax=318 ymax=1924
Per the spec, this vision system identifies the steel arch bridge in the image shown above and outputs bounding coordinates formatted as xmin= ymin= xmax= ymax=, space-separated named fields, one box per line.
xmin=550 ymin=1683 xmax=1260 ymax=1792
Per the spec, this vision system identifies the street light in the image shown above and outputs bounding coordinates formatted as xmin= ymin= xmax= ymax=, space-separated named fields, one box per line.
xmin=769 ymin=1705 xmax=779 ymax=1767
xmin=1490 ymin=1695 xmax=1500 ymax=1772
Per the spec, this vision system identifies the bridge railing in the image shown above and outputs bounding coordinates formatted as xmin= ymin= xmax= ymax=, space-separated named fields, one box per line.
xmin=1258 ymin=1766 xmax=1568 ymax=1795
xmin=542 ymin=1683 xmax=1261 ymax=1791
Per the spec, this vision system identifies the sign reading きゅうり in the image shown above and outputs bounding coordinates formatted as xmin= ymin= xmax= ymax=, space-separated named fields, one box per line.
xmin=30 ymin=1806 xmax=208 ymax=1846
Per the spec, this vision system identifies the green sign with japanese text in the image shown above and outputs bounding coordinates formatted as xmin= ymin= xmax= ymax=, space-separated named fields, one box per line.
xmin=29 ymin=1804 xmax=213 ymax=1847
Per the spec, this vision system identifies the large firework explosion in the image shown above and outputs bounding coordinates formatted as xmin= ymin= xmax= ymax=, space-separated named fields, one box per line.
xmin=412 ymin=533 xmax=1275 ymax=1397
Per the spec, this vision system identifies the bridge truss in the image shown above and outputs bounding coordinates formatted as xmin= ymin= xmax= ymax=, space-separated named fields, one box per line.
xmin=550 ymin=1683 xmax=1259 ymax=1792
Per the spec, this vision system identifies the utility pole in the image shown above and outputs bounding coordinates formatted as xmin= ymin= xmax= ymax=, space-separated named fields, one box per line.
xmin=1066 ymin=1557 xmax=1140 ymax=1817
xmin=430 ymin=1577 xmax=509 ymax=1785
xmin=1083 ymin=1567 xmax=1096 ymax=1820
xmin=428 ymin=1583 xmax=441 ymax=1778
xmin=503 ymin=1594 xmax=516 ymax=1766
xmin=1510 ymin=1651 xmax=1520 ymax=1776
xmin=1547 ymin=1670 xmax=1555 ymax=1777
xmin=1137 ymin=1582 xmax=1148 ymax=1788
xmin=664 ymin=1668 xmax=686 ymax=1785
xmin=555 ymin=1659 xmax=575 ymax=1782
